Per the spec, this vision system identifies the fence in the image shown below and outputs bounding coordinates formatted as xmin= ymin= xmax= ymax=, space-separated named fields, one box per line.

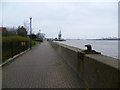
xmin=2 ymin=41 xmax=30 ymax=62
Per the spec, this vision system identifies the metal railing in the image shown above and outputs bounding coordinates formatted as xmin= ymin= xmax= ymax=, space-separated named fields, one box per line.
xmin=2 ymin=41 xmax=29 ymax=62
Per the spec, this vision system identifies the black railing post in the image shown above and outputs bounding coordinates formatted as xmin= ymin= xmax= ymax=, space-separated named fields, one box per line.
xmin=11 ymin=41 xmax=13 ymax=58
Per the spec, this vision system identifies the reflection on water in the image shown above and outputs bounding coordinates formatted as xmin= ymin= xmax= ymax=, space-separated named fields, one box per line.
xmin=58 ymin=40 xmax=119 ymax=59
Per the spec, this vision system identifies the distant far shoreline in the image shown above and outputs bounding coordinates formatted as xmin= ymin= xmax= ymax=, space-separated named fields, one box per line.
xmin=86 ymin=39 xmax=120 ymax=41
xmin=66 ymin=39 xmax=120 ymax=41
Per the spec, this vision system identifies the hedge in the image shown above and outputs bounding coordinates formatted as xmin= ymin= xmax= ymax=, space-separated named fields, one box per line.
xmin=2 ymin=36 xmax=37 ymax=62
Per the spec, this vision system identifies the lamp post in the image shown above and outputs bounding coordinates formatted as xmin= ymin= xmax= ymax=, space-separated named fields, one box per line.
xmin=29 ymin=17 xmax=32 ymax=49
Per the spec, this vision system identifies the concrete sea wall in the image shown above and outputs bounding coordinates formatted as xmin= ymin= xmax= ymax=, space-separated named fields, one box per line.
xmin=50 ymin=41 xmax=120 ymax=88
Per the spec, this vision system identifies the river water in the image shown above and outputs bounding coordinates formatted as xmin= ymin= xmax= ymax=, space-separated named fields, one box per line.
xmin=57 ymin=40 xmax=119 ymax=59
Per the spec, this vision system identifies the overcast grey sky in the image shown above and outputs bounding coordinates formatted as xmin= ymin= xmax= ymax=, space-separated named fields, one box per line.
xmin=0 ymin=1 xmax=118 ymax=39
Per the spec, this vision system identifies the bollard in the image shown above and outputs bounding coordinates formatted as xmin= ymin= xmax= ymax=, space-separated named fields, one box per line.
xmin=78 ymin=44 xmax=101 ymax=60
xmin=85 ymin=44 xmax=92 ymax=51
xmin=84 ymin=44 xmax=101 ymax=54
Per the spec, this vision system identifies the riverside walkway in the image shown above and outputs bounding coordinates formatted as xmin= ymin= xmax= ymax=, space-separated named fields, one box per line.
xmin=2 ymin=41 xmax=86 ymax=88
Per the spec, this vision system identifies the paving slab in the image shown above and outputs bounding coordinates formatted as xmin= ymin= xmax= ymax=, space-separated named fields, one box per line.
xmin=2 ymin=41 xmax=86 ymax=88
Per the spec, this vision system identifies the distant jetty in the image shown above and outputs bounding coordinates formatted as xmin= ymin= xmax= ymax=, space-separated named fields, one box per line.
xmin=54 ymin=38 xmax=66 ymax=41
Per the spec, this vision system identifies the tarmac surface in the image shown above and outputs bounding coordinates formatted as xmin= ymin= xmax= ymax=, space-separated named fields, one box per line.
xmin=2 ymin=41 xmax=86 ymax=88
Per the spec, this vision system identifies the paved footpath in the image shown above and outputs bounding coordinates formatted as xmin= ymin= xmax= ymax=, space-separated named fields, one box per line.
xmin=2 ymin=41 xmax=86 ymax=88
